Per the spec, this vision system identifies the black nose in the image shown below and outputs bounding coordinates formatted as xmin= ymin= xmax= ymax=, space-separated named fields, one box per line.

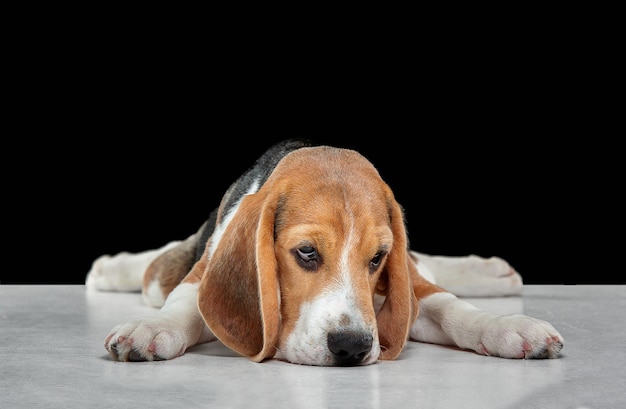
xmin=327 ymin=331 xmax=373 ymax=366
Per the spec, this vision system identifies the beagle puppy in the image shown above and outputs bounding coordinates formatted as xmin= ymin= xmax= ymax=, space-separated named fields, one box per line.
xmin=86 ymin=139 xmax=564 ymax=366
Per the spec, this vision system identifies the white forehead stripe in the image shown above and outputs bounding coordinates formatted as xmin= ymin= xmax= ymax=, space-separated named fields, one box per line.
xmin=339 ymin=218 xmax=357 ymax=292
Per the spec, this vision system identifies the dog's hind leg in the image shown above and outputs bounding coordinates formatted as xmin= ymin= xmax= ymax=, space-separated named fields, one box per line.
xmin=410 ymin=251 xmax=523 ymax=297
xmin=85 ymin=240 xmax=182 ymax=293
xmin=140 ymin=233 xmax=200 ymax=307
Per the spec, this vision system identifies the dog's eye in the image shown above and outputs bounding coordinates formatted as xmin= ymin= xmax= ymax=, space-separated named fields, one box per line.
xmin=294 ymin=246 xmax=320 ymax=271
xmin=369 ymin=251 xmax=386 ymax=273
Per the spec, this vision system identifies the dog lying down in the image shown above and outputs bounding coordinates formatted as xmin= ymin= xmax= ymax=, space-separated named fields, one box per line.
xmin=86 ymin=139 xmax=563 ymax=366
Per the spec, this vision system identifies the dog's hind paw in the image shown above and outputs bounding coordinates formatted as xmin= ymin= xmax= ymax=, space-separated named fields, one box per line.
xmin=414 ymin=252 xmax=524 ymax=297
xmin=85 ymin=255 xmax=113 ymax=290
xmin=85 ymin=252 xmax=145 ymax=292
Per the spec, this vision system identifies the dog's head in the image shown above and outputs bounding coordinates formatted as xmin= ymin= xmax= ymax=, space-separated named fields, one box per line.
xmin=196 ymin=146 xmax=419 ymax=366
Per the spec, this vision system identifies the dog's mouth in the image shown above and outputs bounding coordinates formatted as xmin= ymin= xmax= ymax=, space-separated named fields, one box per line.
xmin=277 ymin=329 xmax=379 ymax=366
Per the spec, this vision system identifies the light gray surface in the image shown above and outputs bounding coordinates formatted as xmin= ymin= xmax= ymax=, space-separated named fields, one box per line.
xmin=1 ymin=285 xmax=624 ymax=409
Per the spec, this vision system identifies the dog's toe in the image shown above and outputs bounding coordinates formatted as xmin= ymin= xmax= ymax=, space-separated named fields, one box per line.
xmin=526 ymin=336 xmax=563 ymax=359
xmin=127 ymin=349 xmax=149 ymax=362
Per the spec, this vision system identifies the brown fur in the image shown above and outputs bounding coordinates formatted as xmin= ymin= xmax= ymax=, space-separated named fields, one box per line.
xmin=143 ymin=233 xmax=199 ymax=296
xmin=144 ymin=146 xmax=447 ymax=362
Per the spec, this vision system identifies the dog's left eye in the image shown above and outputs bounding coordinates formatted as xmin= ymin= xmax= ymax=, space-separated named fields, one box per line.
xmin=369 ymin=251 xmax=386 ymax=273
xmin=294 ymin=246 xmax=320 ymax=271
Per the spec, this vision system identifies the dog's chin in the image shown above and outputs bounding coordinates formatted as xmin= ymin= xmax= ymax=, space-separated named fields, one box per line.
xmin=276 ymin=346 xmax=380 ymax=366
xmin=275 ymin=348 xmax=335 ymax=366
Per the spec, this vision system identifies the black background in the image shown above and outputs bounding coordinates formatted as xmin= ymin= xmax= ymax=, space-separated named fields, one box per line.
xmin=3 ymin=128 xmax=621 ymax=285
xmin=2 ymin=21 xmax=622 ymax=285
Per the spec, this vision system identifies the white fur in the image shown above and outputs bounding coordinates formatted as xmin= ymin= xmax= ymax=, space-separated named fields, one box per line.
xmin=85 ymin=240 xmax=181 ymax=292
xmin=280 ymin=222 xmax=380 ymax=365
xmin=143 ymin=279 xmax=166 ymax=307
xmin=279 ymin=282 xmax=379 ymax=366
xmin=412 ymin=251 xmax=523 ymax=297
xmin=410 ymin=292 xmax=563 ymax=359
xmin=104 ymin=282 xmax=215 ymax=361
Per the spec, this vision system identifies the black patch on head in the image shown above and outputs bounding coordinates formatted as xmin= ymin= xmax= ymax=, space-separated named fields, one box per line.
xmin=220 ymin=139 xmax=314 ymax=221
xmin=196 ymin=139 xmax=315 ymax=261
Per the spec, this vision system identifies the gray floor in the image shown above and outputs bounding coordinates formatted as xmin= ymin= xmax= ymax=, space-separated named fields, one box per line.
xmin=1 ymin=285 xmax=624 ymax=409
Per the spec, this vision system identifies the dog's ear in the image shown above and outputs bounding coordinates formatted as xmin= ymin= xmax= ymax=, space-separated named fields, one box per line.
xmin=196 ymin=191 xmax=280 ymax=362
xmin=376 ymin=199 xmax=419 ymax=360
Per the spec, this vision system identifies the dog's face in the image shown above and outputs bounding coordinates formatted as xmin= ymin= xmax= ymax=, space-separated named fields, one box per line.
xmin=273 ymin=174 xmax=394 ymax=365
xmin=197 ymin=146 xmax=417 ymax=366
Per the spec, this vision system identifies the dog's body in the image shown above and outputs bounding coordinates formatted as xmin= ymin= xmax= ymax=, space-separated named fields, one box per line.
xmin=86 ymin=139 xmax=563 ymax=366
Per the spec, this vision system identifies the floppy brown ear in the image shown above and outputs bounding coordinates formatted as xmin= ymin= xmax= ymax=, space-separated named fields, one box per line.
xmin=196 ymin=192 xmax=280 ymax=362
xmin=376 ymin=199 xmax=419 ymax=360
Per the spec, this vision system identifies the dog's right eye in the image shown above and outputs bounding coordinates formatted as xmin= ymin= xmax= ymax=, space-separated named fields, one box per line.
xmin=294 ymin=246 xmax=320 ymax=271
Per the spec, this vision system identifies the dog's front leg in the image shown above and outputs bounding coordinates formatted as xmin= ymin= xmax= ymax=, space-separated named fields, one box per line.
xmin=105 ymin=282 xmax=216 ymax=361
xmin=409 ymin=292 xmax=564 ymax=359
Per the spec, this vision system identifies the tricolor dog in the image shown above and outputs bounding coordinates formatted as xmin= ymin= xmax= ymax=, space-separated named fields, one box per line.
xmin=86 ymin=139 xmax=564 ymax=366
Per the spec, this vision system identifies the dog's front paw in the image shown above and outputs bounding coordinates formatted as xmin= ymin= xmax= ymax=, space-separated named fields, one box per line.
xmin=477 ymin=315 xmax=564 ymax=359
xmin=105 ymin=317 xmax=187 ymax=362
